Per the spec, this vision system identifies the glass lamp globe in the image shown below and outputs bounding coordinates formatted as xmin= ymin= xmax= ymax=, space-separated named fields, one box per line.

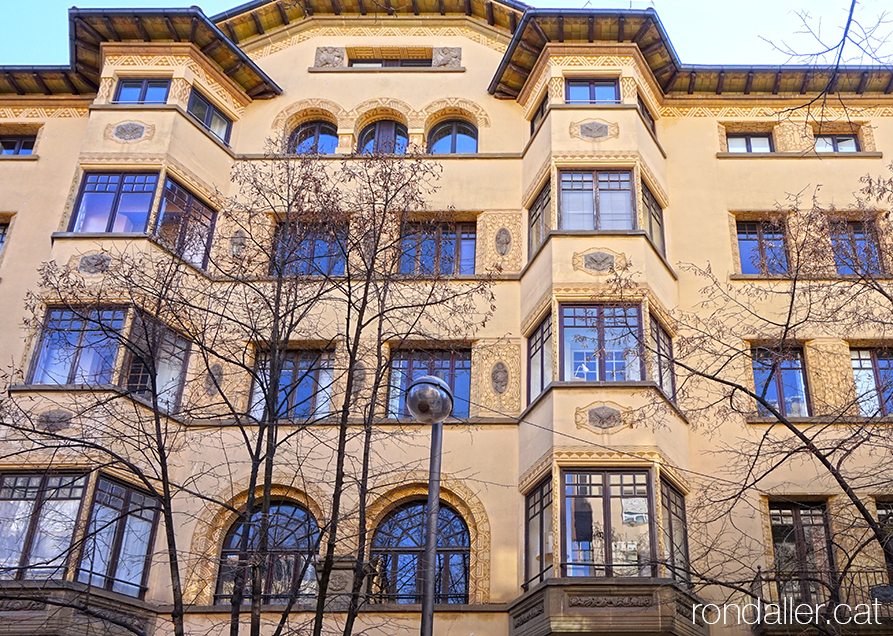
xmin=406 ymin=375 xmax=454 ymax=424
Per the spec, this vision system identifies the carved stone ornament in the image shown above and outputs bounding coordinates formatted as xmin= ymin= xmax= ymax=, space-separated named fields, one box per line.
xmin=350 ymin=362 xmax=367 ymax=398
xmin=205 ymin=364 xmax=223 ymax=396
xmin=512 ymin=602 xmax=544 ymax=627
xmin=229 ymin=229 xmax=247 ymax=257
xmin=0 ymin=599 xmax=46 ymax=611
xmin=589 ymin=405 xmax=621 ymax=429
xmin=871 ymin=585 xmax=893 ymax=604
xmin=37 ymin=409 xmax=72 ymax=432
xmin=432 ymin=47 xmax=462 ymax=68
xmin=584 ymin=251 xmax=614 ymax=272
xmin=491 ymin=362 xmax=509 ymax=394
xmin=494 ymin=227 xmax=511 ymax=256
xmin=314 ymin=47 xmax=346 ymax=68
xmin=572 ymin=248 xmax=628 ymax=276
xmin=569 ymin=118 xmax=620 ymax=142
xmin=568 ymin=595 xmax=653 ymax=608
xmin=78 ymin=253 xmax=111 ymax=274
xmin=103 ymin=120 xmax=155 ymax=143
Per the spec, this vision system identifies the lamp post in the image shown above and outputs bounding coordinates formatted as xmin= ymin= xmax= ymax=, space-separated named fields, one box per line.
xmin=405 ymin=375 xmax=454 ymax=636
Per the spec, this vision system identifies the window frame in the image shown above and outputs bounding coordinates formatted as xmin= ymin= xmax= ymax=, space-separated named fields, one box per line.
xmin=558 ymin=303 xmax=645 ymax=383
xmin=287 ymin=120 xmax=339 ymax=155
xmin=660 ymin=480 xmax=690 ymax=583
xmin=250 ymin=350 xmax=334 ymax=421
xmin=736 ymin=220 xmax=789 ymax=276
xmin=427 ymin=120 xmax=478 ymax=154
xmin=815 ymin=134 xmax=859 ymax=153
xmin=528 ymin=314 xmax=553 ymax=403
xmin=649 ymin=315 xmax=675 ymax=400
xmin=558 ymin=169 xmax=636 ymax=232
xmin=751 ymin=346 xmax=811 ymax=418
xmin=726 ymin=133 xmax=774 ymax=153
xmin=399 ymin=222 xmax=476 ymax=277
xmin=186 ymin=89 xmax=232 ymax=144
xmin=830 ymin=219 xmax=883 ymax=276
xmin=0 ymin=222 xmax=8 ymax=256
xmin=0 ymin=136 xmax=36 ymax=155
xmin=768 ymin=501 xmax=836 ymax=605
xmin=530 ymin=95 xmax=548 ymax=135
xmin=113 ymin=78 xmax=171 ymax=105
xmin=0 ymin=472 xmax=88 ymax=581
xmin=524 ymin=477 xmax=553 ymax=589
xmin=528 ymin=181 xmax=551 ymax=259
xmin=358 ymin=120 xmax=409 ymax=154
xmin=68 ymin=172 xmax=159 ymax=234
xmin=637 ymin=95 xmax=656 ymax=134
xmin=76 ymin=476 xmax=159 ymax=598
xmin=124 ymin=314 xmax=191 ymax=414
xmin=850 ymin=348 xmax=893 ymax=417
xmin=368 ymin=500 xmax=470 ymax=604
xmin=348 ymin=59 xmax=432 ymax=68
xmin=388 ymin=348 xmax=472 ymax=419
xmin=272 ymin=221 xmax=347 ymax=277
xmin=29 ymin=306 xmax=127 ymax=386
xmin=564 ymin=78 xmax=620 ymax=105
xmin=642 ymin=183 xmax=665 ymax=255
xmin=156 ymin=177 xmax=218 ymax=269
xmin=560 ymin=468 xmax=657 ymax=578
xmin=876 ymin=501 xmax=893 ymax=579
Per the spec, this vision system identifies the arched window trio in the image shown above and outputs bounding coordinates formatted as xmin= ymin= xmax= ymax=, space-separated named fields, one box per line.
xmin=287 ymin=117 xmax=478 ymax=155
xmin=214 ymin=499 xmax=471 ymax=605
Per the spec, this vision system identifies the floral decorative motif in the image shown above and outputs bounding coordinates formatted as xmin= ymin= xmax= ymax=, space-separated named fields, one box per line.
xmin=471 ymin=340 xmax=521 ymax=415
xmin=432 ymin=47 xmax=462 ymax=68
xmin=314 ymin=46 xmax=346 ymax=68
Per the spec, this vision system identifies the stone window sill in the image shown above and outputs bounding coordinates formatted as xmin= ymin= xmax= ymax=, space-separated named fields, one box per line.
xmin=308 ymin=67 xmax=464 ymax=73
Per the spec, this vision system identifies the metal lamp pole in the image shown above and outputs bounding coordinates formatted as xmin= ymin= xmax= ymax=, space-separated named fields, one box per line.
xmin=405 ymin=375 xmax=454 ymax=636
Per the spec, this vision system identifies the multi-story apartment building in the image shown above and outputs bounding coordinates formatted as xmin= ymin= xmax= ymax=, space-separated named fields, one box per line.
xmin=1 ymin=2 xmax=893 ymax=635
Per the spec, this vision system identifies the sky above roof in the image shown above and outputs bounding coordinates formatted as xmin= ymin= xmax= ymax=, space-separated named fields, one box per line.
xmin=2 ymin=0 xmax=891 ymax=67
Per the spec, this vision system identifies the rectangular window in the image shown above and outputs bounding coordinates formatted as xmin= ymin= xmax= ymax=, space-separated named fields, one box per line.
xmin=751 ymin=347 xmax=810 ymax=417
xmin=638 ymin=96 xmax=656 ymax=134
xmin=388 ymin=349 xmax=471 ymax=418
xmin=187 ymin=90 xmax=232 ymax=144
xmin=661 ymin=481 xmax=689 ymax=583
xmin=530 ymin=96 xmax=548 ymax=135
xmin=815 ymin=134 xmax=858 ymax=152
xmin=851 ymin=349 xmax=893 ymax=417
xmin=348 ymin=59 xmax=432 ymax=67
xmin=70 ymin=173 xmax=158 ymax=233
xmin=0 ymin=223 xmax=8 ymax=256
xmin=737 ymin=221 xmax=788 ymax=275
xmin=769 ymin=502 xmax=834 ymax=604
xmin=251 ymin=350 xmax=334 ymax=421
xmin=877 ymin=502 xmax=893 ymax=577
xmin=114 ymin=78 xmax=170 ymax=104
xmin=528 ymin=314 xmax=553 ymax=402
xmin=643 ymin=184 xmax=665 ymax=254
xmin=727 ymin=134 xmax=773 ymax=153
xmin=31 ymin=307 xmax=125 ymax=385
xmin=524 ymin=478 xmax=553 ymax=588
xmin=0 ymin=136 xmax=35 ymax=155
xmin=400 ymin=223 xmax=476 ymax=276
xmin=273 ymin=222 xmax=347 ymax=277
xmin=528 ymin=182 xmax=550 ymax=257
xmin=565 ymin=79 xmax=619 ymax=104
xmin=0 ymin=473 xmax=87 ymax=580
xmin=125 ymin=315 xmax=190 ymax=413
xmin=563 ymin=469 xmax=655 ymax=577
xmin=77 ymin=478 xmax=158 ymax=598
xmin=559 ymin=170 xmax=634 ymax=231
xmin=649 ymin=316 xmax=674 ymax=399
xmin=831 ymin=220 xmax=883 ymax=276
xmin=561 ymin=305 xmax=642 ymax=382
xmin=156 ymin=178 xmax=217 ymax=268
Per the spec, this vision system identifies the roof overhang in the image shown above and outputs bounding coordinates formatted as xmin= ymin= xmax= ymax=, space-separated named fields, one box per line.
xmin=489 ymin=8 xmax=893 ymax=99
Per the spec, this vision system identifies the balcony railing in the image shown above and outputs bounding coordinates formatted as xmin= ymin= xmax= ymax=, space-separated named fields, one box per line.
xmin=751 ymin=567 xmax=893 ymax=623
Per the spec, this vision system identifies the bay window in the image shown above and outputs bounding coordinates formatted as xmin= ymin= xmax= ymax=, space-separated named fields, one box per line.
xmin=559 ymin=170 xmax=635 ymax=231
xmin=649 ymin=316 xmax=674 ymax=399
xmin=528 ymin=314 xmax=553 ymax=401
xmin=69 ymin=173 xmax=158 ymax=233
xmin=525 ymin=478 xmax=553 ymax=588
xmin=125 ymin=315 xmax=190 ymax=413
xmin=156 ymin=178 xmax=217 ymax=268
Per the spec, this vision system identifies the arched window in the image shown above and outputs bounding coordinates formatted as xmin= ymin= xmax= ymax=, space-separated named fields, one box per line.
xmin=215 ymin=502 xmax=319 ymax=605
xmin=288 ymin=120 xmax=338 ymax=154
xmin=358 ymin=120 xmax=408 ymax=154
xmin=427 ymin=120 xmax=478 ymax=154
xmin=369 ymin=501 xmax=470 ymax=604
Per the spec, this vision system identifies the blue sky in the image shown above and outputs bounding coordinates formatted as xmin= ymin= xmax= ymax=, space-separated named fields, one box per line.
xmin=1 ymin=0 xmax=890 ymax=66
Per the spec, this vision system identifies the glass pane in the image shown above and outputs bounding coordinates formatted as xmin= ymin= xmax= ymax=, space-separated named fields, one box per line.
xmin=560 ymin=173 xmax=594 ymax=230
xmin=33 ymin=310 xmax=84 ymax=384
xmin=73 ymin=191 xmax=116 ymax=233
xmin=188 ymin=95 xmax=210 ymax=124
xmin=837 ymin=136 xmax=857 ymax=152
xmin=604 ymin=307 xmax=640 ymax=381
xmin=428 ymin=124 xmax=454 ymax=154
xmin=599 ymin=191 xmax=633 ymax=230
xmin=727 ymin=137 xmax=748 ymax=153
xmin=564 ymin=472 xmax=604 ymax=576
xmin=116 ymin=81 xmax=143 ymax=103
xmin=26 ymin=498 xmax=80 ymax=578
xmin=566 ymin=81 xmax=591 ymax=104
xmin=455 ymin=123 xmax=477 ymax=153
xmin=458 ymin=228 xmax=475 ymax=275
xmin=78 ymin=503 xmax=117 ymax=587
xmin=737 ymin=222 xmax=761 ymax=274
xmin=209 ymin=111 xmax=230 ymax=142
xmin=749 ymin=136 xmax=771 ymax=152
xmin=112 ymin=191 xmax=153 ymax=233
xmin=0 ymin=498 xmax=35 ymax=576
xmin=592 ymin=82 xmax=617 ymax=103
xmin=290 ymin=124 xmax=318 ymax=154
xmin=452 ymin=356 xmax=471 ymax=418
xmin=440 ymin=229 xmax=457 ymax=275
xmin=144 ymin=81 xmax=169 ymax=104
xmin=852 ymin=350 xmax=881 ymax=417
xmin=815 ymin=136 xmax=835 ymax=152
xmin=781 ymin=365 xmax=808 ymax=417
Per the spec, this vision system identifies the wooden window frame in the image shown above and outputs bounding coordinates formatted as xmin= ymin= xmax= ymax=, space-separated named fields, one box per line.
xmin=186 ymin=89 xmax=232 ymax=144
xmin=558 ymin=169 xmax=636 ymax=231
xmin=851 ymin=348 xmax=893 ymax=417
xmin=660 ymin=480 xmax=690 ymax=583
xmin=272 ymin=222 xmax=347 ymax=277
xmin=530 ymin=95 xmax=548 ymax=135
xmin=815 ymin=134 xmax=860 ymax=152
xmin=156 ymin=177 xmax=218 ymax=269
xmin=649 ymin=315 xmax=675 ymax=400
xmin=527 ymin=313 xmax=553 ymax=402
xmin=68 ymin=172 xmax=159 ymax=234
xmin=524 ymin=477 xmax=553 ymax=589
xmin=736 ymin=220 xmax=789 ymax=275
xmin=399 ymin=222 xmax=476 ymax=277
xmin=830 ymin=219 xmax=883 ymax=276
xmin=768 ymin=501 xmax=836 ymax=605
xmin=643 ymin=184 xmax=665 ymax=254
xmin=751 ymin=347 xmax=812 ymax=418
xmin=288 ymin=120 xmax=339 ymax=155
xmin=387 ymin=348 xmax=472 ymax=418
xmin=113 ymin=78 xmax=171 ymax=104
xmin=558 ymin=303 xmax=645 ymax=383
xmin=528 ymin=181 xmax=551 ymax=259
xmin=0 ymin=136 xmax=36 ymax=155
xmin=727 ymin=133 xmax=774 ymax=153
xmin=564 ymin=78 xmax=620 ymax=105
xmin=427 ymin=120 xmax=478 ymax=154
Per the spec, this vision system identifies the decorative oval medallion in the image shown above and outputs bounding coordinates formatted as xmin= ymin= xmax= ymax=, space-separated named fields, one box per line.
xmin=491 ymin=361 xmax=509 ymax=394
xmin=113 ymin=122 xmax=146 ymax=141
xmin=494 ymin=227 xmax=512 ymax=256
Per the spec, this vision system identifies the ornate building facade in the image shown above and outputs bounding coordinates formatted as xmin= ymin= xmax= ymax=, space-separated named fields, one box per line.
xmin=1 ymin=2 xmax=893 ymax=635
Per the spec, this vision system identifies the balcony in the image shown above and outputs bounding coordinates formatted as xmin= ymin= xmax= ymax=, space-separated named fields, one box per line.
xmin=508 ymin=577 xmax=708 ymax=636
xmin=750 ymin=568 xmax=893 ymax=633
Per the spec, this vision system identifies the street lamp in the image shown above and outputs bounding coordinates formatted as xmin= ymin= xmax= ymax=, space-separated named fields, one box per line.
xmin=406 ymin=375 xmax=453 ymax=636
